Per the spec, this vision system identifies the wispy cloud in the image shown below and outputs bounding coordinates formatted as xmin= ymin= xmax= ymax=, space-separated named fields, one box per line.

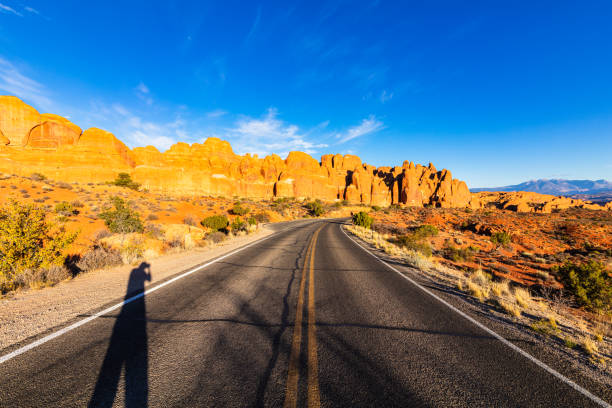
xmin=222 ymin=108 xmax=327 ymax=157
xmin=24 ymin=6 xmax=39 ymax=14
xmin=337 ymin=115 xmax=384 ymax=143
xmin=0 ymin=2 xmax=21 ymax=16
xmin=135 ymin=82 xmax=153 ymax=105
xmin=0 ymin=56 xmax=53 ymax=110
xmin=206 ymin=109 xmax=227 ymax=119
xmin=88 ymin=102 xmax=193 ymax=151
xmin=244 ymin=5 xmax=262 ymax=45
xmin=380 ymin=90 xmax=393 ymax=103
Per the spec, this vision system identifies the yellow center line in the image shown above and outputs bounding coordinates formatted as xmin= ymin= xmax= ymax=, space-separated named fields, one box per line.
xmin=283 ymin=231 xmax=315 ymax=408
xmin=307 ymin=227 xmax=322 ymax=408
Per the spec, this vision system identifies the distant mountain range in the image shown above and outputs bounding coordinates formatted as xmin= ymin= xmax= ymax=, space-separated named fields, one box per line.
xmin=471 ymin=179 xmax=612 ymax=203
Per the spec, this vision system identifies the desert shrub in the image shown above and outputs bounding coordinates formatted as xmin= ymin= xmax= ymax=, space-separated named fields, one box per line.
xmin=144 ymin=223 xmax=164 ymax=239
xmin=254 ymin=212 xmax=271 ymax=223
xmin=121 ymin=238 xmax=144 ymax=264
xmin=0 ymin=201 xmax=77 ymax=292
xmin=71 ymin=200 xmax=84 ymax=208
xmin=554 ymin=261 xmax=612 ymax=311
xmin=352 ymin=211 xmax=373 ymax=229
xmin=56 ymin=181 xmax=73 ymax=190
xmin=396 ymin=235 xmax=433 ymax=257
xmin=230 ymin=203 xmax=250 ymax=216
xmin=98 ymin=197 xmax=144 ymax=234
xmin=231 ymin=217 xmax=248 ymax=232
xmin=76 ymin=246 xmax=123 ymax=272
xmin=147 ymin=213 xmax=159 ymax=221
xmin=414 ymin=224 xmax=439 ymax=239
xmin=371 ymin=205 xmax=381 ymax=211
xmin=491 ymin=231 xmax=512 ymax=246
xmin=531 ymin=318 xmax=559 ymax=336
xmin=55 ymin=201 xmax=77 ymax=216
xmin=30 ymin=172 xmax=47 ymax=181
xmin=93 ymin=229 xmax=111 ymax=242
xmin=445 ymin=245 xmax=474 ymax=262
xmin=305 ymin=199 xmax=325 ymax=217
xmin=201 ymin=215 xmax=229 ymax=232
xmin=183 ymin=214 xmax=198 ymax=226
xmin=111 ymin=172 xmax=140 ymax=190
xmin=207 ymin=231 xmax=226 ymax=243
xmin=12 ymin=265 xmax=71 ymax=290
xmin=247 ymin=216 xmax=257 ymax=226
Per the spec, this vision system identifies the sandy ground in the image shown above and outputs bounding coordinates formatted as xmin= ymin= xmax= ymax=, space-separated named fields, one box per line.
xmin=0 ymin=226 xmax=275 ymax=352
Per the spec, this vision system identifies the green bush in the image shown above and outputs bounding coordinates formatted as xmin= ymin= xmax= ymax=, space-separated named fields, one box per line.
xmin=231 ymin=217 xmax=248 ymax=232
xmin=352 ymin=211 xmax=373 ymax=229
xmin=111 ymin=172 xmax=140 ymax=191
xmin=0 ymin=201 xmax=77 ymax=292
xmin=230 ymin=202 xmax=250 ymax=216
xmin=98 ymin=197 xmax=144 ymax=234
xmin=396 ymin=235 xmax=433 ymax=257
xmin=305 ymin=199 xmax=325 ymax=217
xmin=445 ymin=245 xmax=474 ymax=262
xmin=371 ymin=205 xmax=381 ymax=211
xmin=491 ymin=231 xmax=512 ymax=246
xmin=554 ymin=261 xmax=611 ymax=311
xmin=414 ymin=224 xmax=439 ymax=239
xmin=247 ymin=216 xmax=257 ymax=226
xmin=200 ymin=215 xmax=229 ymax=232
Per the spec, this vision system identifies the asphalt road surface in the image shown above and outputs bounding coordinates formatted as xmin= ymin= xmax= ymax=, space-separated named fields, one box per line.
xmin=0 ymin=219 xmax=609 ymax=407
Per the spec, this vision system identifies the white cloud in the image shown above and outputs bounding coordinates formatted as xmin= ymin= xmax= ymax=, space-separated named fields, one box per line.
xmin=224 ymin=108 xmax=327 ymax=157
xmin=336 ymin=115 xmax=384 ymax=143
xmin=0 ymin=56 xmax=53 ymax=110
xmin=380 ymin=90 xmax=393 ymax=103
xmin=136 ymin=82 xmax=149 ymax=94
xmin=24 ymin=6 xmax=39 ymax=14
xmin=89 ymin=102 xmax=186 ymax=151
xmin=135 ymin=82 xmax=153 ymax=105
xmin=0 ymin=2 xmax=21 ymax=16
xmin=206 ymin=109 xmax=227 ymax=119
xmin=244 ymin=5 xmax=262 ymax=45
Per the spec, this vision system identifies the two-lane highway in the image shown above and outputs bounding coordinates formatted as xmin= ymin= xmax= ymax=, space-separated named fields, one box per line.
xmin=0 ymin=220 xmax=609 ymax=407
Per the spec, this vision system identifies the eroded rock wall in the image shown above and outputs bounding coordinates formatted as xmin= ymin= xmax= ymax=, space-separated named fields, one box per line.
xmin=0 ymin=95 xmax=568 ymax=210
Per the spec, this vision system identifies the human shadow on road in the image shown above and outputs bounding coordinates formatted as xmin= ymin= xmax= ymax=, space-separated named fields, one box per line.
xmin=89 ymin=262 xmax=152 ymax=408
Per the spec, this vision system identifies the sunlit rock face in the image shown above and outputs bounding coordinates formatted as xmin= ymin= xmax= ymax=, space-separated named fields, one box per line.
xmin=0 ymin=95 xmax=482 ymax=208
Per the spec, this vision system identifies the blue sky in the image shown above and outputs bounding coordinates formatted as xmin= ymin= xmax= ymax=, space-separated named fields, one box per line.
xmin=1 ymin=1 xmax=611 ymax=187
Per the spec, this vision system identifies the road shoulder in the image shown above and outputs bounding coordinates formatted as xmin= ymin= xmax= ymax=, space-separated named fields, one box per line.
xmin=341 ymin=223 xmax=612 ymax=404
xmin=0 ymin=225 xmax=277 ymax=353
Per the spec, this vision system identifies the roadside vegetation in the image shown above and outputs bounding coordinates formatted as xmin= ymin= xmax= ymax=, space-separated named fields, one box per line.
xmin=348 ymin=207 xmax=612 ymax=368
xmin=0 ymin=201 xmax=77 ymax=293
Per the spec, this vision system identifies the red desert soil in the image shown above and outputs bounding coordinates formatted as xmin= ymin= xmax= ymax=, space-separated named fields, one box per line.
xmin=370 ymin=206 xmax=612 ymax=288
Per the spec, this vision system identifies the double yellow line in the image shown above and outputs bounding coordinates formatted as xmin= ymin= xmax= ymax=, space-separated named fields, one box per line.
xmin=283 ymin=225 xmax=323 ymax=408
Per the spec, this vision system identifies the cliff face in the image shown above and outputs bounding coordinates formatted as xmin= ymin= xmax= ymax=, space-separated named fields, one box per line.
xmin=0 ymin=95 xmax=470 ymax=207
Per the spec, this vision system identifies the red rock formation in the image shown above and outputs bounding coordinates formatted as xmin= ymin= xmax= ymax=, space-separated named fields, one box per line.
xmin=1 ymin=95 xmax=607 ymax=211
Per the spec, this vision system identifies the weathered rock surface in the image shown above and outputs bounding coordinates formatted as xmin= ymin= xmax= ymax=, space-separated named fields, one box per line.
xmin=0 ymin=96 xmax=608 ymax=211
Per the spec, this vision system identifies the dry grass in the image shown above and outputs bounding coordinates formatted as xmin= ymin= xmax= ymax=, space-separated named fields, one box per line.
xmin=346 ymin=223 xmax=612 ymax=363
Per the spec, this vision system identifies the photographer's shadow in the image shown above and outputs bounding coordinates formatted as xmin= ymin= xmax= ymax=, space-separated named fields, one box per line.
xmin=89 ymin=262 xmax=151 ymax=407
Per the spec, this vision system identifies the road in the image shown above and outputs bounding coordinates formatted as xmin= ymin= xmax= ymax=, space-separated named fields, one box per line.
xmin=0 ymin=219 xmax=609 ymax=407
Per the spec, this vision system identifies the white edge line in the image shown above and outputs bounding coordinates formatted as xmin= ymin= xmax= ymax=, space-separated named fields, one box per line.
xmin=340 ymin=225 xmax=610 ymax=408
xmin=0 ymin=223 xmax=308 ymax=366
